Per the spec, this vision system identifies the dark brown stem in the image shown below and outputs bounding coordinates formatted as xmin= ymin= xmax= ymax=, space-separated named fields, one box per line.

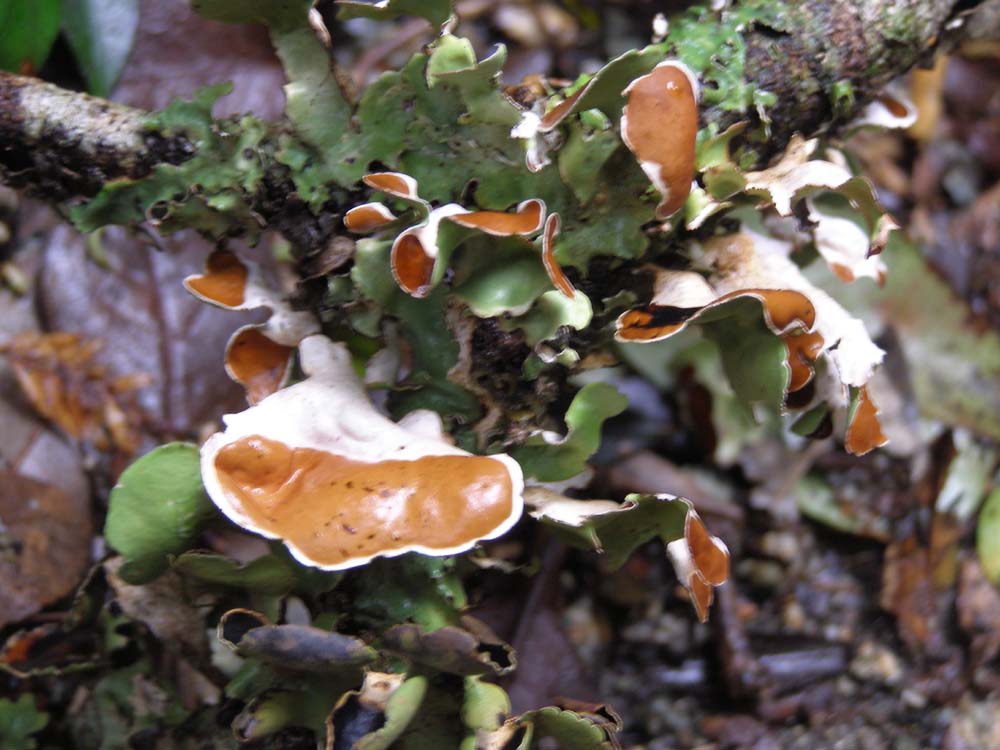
xmin=0 ymin=73 xmax=192 ymax=200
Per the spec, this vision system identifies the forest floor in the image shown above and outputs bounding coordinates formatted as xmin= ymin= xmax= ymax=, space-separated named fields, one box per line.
xmin=1 ymin=2 xmax=999 ymax=749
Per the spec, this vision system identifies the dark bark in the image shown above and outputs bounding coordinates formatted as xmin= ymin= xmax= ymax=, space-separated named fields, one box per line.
xmin=0 ymin=74 xmax=193 ymax=201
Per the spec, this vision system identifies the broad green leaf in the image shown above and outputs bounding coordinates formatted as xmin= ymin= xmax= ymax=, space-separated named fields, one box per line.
xmin=977 ymin=487 xmax=1000 ymax=585
xmin=63 ymin=0 xmax=139 ymax=96
xmin=172 ymin=551 xmax=299 ymax=594
xmin=0 ymin=695 xmax=48 ymax=750
xmin=104 ymin=442 xmax=216 ymax=584
xmin=453 ymin=243 xmax=551 ymax=318
xmin=0 ymin=0 xmax=62 ymax=73
xmin=513 ymin=383 xmax=628 ymax=482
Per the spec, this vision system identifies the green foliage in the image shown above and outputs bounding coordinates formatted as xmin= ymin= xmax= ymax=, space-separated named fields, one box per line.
xmin=977 ymin=487 xmax=1000 ymax=585
xmin=665 ymin=0 xmax=784 ymax=112
xmin=71 ymin=84 xmax=271 ymax=241
xmin=0 ymin=695 xmax=48 ymax=750
xmin=513 ymin=383 xmax=628 ymax=481
xmin=353 ymin=676 xmax=429 ymax=750
xmin=62 ymin=0 xmax=139 ymax=96
xmin=0 ymin=0 xmax=62 ymax=73
xmin=104 ymin=442 xmax=216 ymax=584
xmin=171 ymin=551 xmax=301 ymax=595
xmin=535 ymin=493 xmax=691 ymax=570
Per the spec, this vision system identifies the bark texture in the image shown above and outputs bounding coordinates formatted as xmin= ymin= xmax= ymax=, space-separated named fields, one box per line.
xmin=0 ymin=74 xmax=193 ymax=200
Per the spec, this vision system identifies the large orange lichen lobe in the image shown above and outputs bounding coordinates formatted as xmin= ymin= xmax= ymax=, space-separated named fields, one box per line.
xmin=622 ymin=62 xmax=699 ymax=219
xmin=214 ymin=435 xmax=515 ymax=566
xmin=186 ymin=251 xmax=248 ymax=308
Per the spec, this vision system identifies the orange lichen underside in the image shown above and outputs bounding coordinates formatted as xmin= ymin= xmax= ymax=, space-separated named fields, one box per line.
xmin=621 ymin=63 xmax=698 ymax=219
xmin=344 ymin=204 xmax=395 ymax=233
xmin=392 ymin=234 xmax=435 ymax=296
xmin=214 ymin=435 xmax=515 ymax=566
xmin=226 ymin=329 xmax=294 ymax=405
xmin=845 ymin=386 xmax=889 ymax=456
xmin=363 ymin=173 xmax=418 ymax=199
xmin=879 ymin=94 xmax=909 ymax=118
xmin=725 ymin=289 xmax=817 ymax=333
xmin=686 ymin=572 xmax=715 ymax=623
xmin=686 ymin=513 xmax=729 ymax=586
xmin=539 ymin=87 xmax=586 ymax=131
xmin=186 ymin=251 xmax=248 ymax=308
xmin=783 ymin=329 xmax=825 ymax=392
xmin=542 ymin=213 xmax=575 ymax=298
xmin=449 ymin=201 xmax=545 ymax=235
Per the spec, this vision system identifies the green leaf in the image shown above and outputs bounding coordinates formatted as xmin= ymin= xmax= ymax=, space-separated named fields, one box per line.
xmin=172 ymin=551 xmax=299 ymax=594
xmin=461 ymin=677 xmax=509 ymax=734
xmin=352 ymin=555 xmax=466 ymax=631
xmin=558 ymin=125 xmax=620 ymax=205
xmin=354 ymin=676 xmax=429 ymax=750
xmin=62 ymin=0 xmax=139 ymax=96
xmin=529 ymin=491 xmax=691 ymax=570
xmin=0 ymin=695 xmax=48 ymax=750
xmin=336 ymin=0 xmax=453 ymax=27
xmin=512 ymin=383 xmax=628 ymax=482
xmin=0 ymin=0 xmax=62 ymax=73
xmin=501 ymin=290 xmax=593 ymax=347
xmin=977 ymin=487 xmax=1000 ymax=585
xmin=104 ymin=442 xmax=217 ymax=584
xmin=453 ymin=242 xmax=551 ymax=318
xmin=521 ymin=706 xmax=617 ymax=750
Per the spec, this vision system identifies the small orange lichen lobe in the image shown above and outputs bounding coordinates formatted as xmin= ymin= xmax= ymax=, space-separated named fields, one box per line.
xmin=392 ymin=233 xmax=435 ymax=296
xmin=186 ymin=250 xmax=248 ymax=308
xmin=215 ymin=435 xmax=515 ymax=565
xmin=363 ymin=172 xmax=418 ymax=199
xmin=449 ymin=200 xmax=544 ymax=235
xmin=226 ymin=329 xmax=294 ymax=405
xmin=845 ymin=386 xmax=889 ymax=456
xmin=687 ymin=513 xmax=729 ymax=586
xmin=345 ymin=204 xmax=395 ymax=233
xmin=542 ymin=213 xmax=575 ymax=298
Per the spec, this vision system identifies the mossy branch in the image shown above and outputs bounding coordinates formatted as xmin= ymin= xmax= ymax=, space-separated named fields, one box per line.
xmin=0 ymin=0 xmax=996 ymax=252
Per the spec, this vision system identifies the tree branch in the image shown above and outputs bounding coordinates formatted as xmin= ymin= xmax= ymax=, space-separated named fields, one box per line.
xmin=0 ymin=73 xmax=193 ymax=200
xmin=1 ymin=0 xmax=997 ymax=217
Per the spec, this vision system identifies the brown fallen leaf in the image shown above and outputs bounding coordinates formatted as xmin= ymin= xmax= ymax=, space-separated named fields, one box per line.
xmin=0 ymin=472 xmax=92 ymax=629
xmin=1 ymin=331 xmax=149 ymax=454
xmin=104 ymin=557 xmax=210 ymax=661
